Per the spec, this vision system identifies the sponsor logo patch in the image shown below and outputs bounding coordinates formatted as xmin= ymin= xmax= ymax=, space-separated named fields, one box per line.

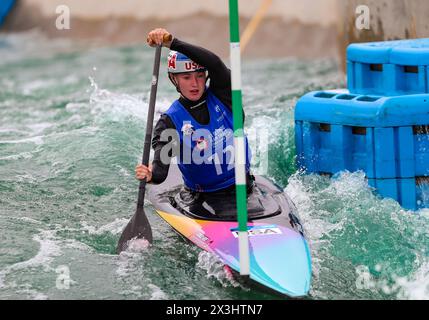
xmin=196 ymin=137 xmax=209 ymax=150
xmin=181 ymin=123 xmax=194 ymax=136
xmin=231 ymin=225 xmax=282 ymax=238
xmin=195 ymin=232 xmax=210 ymax=243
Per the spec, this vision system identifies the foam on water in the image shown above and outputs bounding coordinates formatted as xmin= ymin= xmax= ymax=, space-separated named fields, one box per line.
xmin=0 ymin=136 xmax=44 ymax=145
xmin=0 ymin=230 xmax=61 ymax=297
xmin=6 ymin=230 xmax=61 ymax=271
xmin=396 ymin=259 xmax=429 ymax=299
xmin=0 ymin=151 xmax=33 ymax=161
xmin=17 ymin=288 xmax=49 ymax=300
xmin=80 ymin=218 xmax=129 ymax=236
xmin=88 ymin=76 xmax=172 ymax=124
xmin=114 ymin=238 xmax=168 ymax=299
xmin=285 ymin=170 xmax=429 ymax=299
xmin=196 ymin=251 xmax=241 ymax=289
xmin=148 ymin=283 xmax=168 ymax=300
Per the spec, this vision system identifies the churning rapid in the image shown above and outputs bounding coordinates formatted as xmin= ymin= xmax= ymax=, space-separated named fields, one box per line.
xmin=0 ymin=31 xmax=428 ymax=300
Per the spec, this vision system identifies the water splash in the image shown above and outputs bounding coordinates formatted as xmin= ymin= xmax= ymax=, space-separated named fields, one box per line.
xmin=0 ymin=230 xmax=62 ymax=298
xmin=286 ymin=170 xmax=429 ymax=299
xmin=196 ymin=251 xmax=241 ymax=289
xmin=88 ymin=76 xmax=172 ymax=124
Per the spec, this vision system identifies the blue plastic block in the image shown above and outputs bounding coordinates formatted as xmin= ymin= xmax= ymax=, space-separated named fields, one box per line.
xmin=295 ymin=90 xmax=429 ymax=209
xmin=347 ymin=61 xmax=355 ymax=92
xmin=347 ymin=38 xmax=429 ymax=96
xmin=365 ymin=127 xmax=376 ymax=178
xmin=367 ymin=178 xmax=419 ymax=210
xmin=0 ymin=0 xmax=15 ymax=26
xmin=427 ymin=66 xmax=429 ymax=92
xmin=350 ymin=126 xmax=369 ymax=173
xmin=372 ymin=179 xmax=399 ymax=200
xmin=301 ymin=122 xmax=320 ymax=172
xmin=397 ymin=126 xmax=415 ymax=178
xmin=295 ymin=121 xmax=304 ymax=168
xmin=330 ymin=125 xmax=352 ymax=172
xmin=295 ymin=39 xmax=429 ymax=210
xmin=296 ymin=91 xmax=429 ymax=127
xmin=317 ymin=126 xmax=333 ymax=174
xmin=414 ymin=128 xmax=429 ymax=176
xmin=368 ymin=178 xmax=376 ymax=190
xmin=398 ymin=178 xmax=417 ymax=210
xmin=347 ymin=42 xmax=392 ymax=64
xmin=374 ymin=128 xmax=396 ymax=178
xmin=390 ymin=40 xmax=429 ymax=65
xmin=395 ymin=65 xmax=427 ymax=94
xmin=416 ymin=179 xmax=429 ymax=209
xmin=383 ymin=64 xmax=398 ymax=95
xmin=418 ymin=66 xmax=426 ymax=92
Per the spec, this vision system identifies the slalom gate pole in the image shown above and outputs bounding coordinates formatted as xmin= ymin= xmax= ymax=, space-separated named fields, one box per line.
xmin=229 ymin=0 xmax=249 ymax=276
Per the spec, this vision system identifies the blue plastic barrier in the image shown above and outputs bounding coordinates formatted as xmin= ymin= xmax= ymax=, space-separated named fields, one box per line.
xmin=295 ymin=38 xmax=429 ymax=210
xmin=0 ymin=0 xmax=15 ymax=26
xmin=295 ymin=85 xmax=429 ymax=209
xmin=347 ymin=39 xmax=429 ymax=96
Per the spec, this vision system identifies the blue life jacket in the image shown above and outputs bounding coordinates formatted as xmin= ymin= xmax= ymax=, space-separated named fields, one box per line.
xmin=164 ymin=89 xmax=251 ymax=192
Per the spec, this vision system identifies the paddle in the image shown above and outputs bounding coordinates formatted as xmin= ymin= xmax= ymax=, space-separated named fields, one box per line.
xmin=116 ymin=33 xmax=172 ymax=254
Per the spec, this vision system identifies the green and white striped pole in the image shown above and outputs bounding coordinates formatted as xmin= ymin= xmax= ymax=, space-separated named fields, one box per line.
xmin=229 ymin=0 xmax=249 ymax=276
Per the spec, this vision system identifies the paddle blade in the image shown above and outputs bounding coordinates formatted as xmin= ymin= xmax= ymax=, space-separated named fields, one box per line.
xmin=116 ymin=207 xmax=153 ymax=254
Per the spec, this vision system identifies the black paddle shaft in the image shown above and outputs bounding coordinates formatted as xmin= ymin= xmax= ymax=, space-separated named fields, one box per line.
xmin=137 ymin=45 xmax=162 ymax=208
xmin=116 ymin=44 xmax=163 ymax=253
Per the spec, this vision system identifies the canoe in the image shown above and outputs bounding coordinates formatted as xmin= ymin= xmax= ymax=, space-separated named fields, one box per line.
xmin=147 ymin=164 xmax=312 ymax=298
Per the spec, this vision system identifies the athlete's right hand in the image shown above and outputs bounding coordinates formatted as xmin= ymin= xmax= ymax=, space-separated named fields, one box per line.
xmin=135 ymin=164 xmax=153 ymax=182
xmin=147 ymin=28 xmax=173 ymax=48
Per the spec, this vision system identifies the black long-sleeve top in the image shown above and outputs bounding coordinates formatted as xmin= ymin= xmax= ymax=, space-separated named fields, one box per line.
xmin=150 ymin=38 xmax=244 ymax=184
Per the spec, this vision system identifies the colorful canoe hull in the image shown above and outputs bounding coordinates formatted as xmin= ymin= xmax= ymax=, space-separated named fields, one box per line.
xmin=148 ymin=165 xmax=312 ymax=298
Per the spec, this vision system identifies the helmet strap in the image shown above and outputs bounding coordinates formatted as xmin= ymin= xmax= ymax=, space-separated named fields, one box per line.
xmin=168 ymin=73 xmax=182 ymax=94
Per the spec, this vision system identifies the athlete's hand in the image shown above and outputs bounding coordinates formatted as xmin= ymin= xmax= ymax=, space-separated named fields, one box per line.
xmin=147 ymin=28 xmax=173 ymax=48
xmin=135 ymin=164 xmax=153 ymax=182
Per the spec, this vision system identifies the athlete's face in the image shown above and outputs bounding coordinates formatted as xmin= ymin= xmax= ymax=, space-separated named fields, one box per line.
xmin=174 ymin=71 xmax=206 ymax=101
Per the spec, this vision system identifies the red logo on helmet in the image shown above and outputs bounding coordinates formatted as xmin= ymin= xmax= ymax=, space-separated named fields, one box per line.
xmin=168 ymin=53 xmax=177 ymax=70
